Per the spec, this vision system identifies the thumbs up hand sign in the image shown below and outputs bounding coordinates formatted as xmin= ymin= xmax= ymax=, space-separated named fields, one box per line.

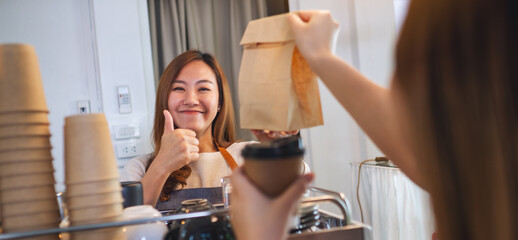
xmin=154 ymin=110 xmax=200 ymax=172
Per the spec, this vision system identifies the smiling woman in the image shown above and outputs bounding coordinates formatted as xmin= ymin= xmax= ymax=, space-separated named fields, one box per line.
xmin=121 ymin=50 xmax=306 ymax=210
xmin=121 ymin=50 xmax=241 ymax=210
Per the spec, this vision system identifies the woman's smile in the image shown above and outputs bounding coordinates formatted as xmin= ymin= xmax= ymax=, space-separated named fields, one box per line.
xmin=179 ymin=109 xmax=205 ymax=115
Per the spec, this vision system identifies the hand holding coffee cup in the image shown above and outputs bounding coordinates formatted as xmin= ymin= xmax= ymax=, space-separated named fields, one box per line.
xmin=230 ymin=165 xmax=314 ymax=240
xmin=241 ymin=135 xmax=305 ymax=197
xmin=154 ymin=110 xmax=200 ymax=172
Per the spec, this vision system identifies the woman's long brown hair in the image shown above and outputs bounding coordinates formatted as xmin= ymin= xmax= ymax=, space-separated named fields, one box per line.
xmin=395 ymin=0 xmax=518 ymax=239
xmin=148 ymin=50 xmax=237 ymax=201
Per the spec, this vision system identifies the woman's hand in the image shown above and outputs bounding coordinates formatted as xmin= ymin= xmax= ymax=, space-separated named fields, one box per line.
xmin=141 ymin=110 xmax=200 ymax=205
xmin=288 ymin=10 xmax=340 ymax=65
xmin=230 ymin=168 xmax=314 ymax=240
xmin=153 ymin=110 xmax=200 ymax=172
xmin=251 ymin=129 xmax=299 ymax=142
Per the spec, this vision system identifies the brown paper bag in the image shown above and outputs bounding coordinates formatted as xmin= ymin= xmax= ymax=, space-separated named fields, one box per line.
xmin=238 ymin=13 xmax=323 ymax=131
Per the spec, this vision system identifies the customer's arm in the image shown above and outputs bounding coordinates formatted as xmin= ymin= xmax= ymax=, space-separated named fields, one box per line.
xmin=289 ymin=11 xmax=423 ymax=188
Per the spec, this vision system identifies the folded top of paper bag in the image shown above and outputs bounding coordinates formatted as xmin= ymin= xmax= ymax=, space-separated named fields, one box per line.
xmin=240 ymin=13 xmax=294 ymax=46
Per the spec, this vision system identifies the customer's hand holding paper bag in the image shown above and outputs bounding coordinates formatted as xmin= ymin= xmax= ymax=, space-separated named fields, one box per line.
xmin=238 ymin=13 xmax=324 ymax=131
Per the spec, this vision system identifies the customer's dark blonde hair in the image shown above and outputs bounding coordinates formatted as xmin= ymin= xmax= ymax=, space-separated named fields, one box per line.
xmin=147 ymin=50 xmax=237 ymax=201
xmin=395 ymin=0 xmax=518 ymax=239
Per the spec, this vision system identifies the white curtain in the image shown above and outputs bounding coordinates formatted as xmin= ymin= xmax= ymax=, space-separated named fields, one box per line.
xmin=350 ymin=163 xmax=435 ymax=240
xmin=147 ymin=0 xmax=267 ymax=140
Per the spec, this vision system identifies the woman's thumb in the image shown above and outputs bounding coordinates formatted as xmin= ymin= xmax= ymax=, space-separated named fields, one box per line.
xmin=163 ymin=110 xmax=175 ymax=132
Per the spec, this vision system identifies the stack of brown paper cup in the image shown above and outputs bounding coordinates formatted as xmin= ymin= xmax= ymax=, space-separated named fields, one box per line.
xmin=64 ymin=114 xmax=125 ymax=239
xmin=0 ymin=44 xmax=60 ymax=239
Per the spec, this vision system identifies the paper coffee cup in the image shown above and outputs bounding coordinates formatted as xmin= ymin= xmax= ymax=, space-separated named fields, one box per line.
xmin=67 ymin=191 xmax=124 ymax=209
xmin=0 ymin=111 xmax=49 ymax=126
xmin=66 ymin=178 xmax=122 ymax=197
xmin=1 ymin=211 xmax=60 ymax=230
xmin=0 ymin=160 xmax=54 ymax=177
xmin=4 ymin=223 xmax=60 ymax=237
xmin=0 ymin=44 xmax=48 ymax=112
xmin=242 ymin=136 xmax=305 ymax=197
xmin=0 ymin=173 xmax=56 ymax=191
xmin=69 ymin=215 xmax=122 ymax=226
xmin=0 ymin=123 xmax=50 ymax=138
xmin=1 ymin=185 xmax=57 ymax=203
xmin=1 ymin=198 xmax=59 ymax=217
xmin=70 ymin=227 xmax=125 ymax=240
xmin=0 ymin=136 xmax=51 ymax=151
xmin=64 ymin=114 xmax=119 ymax=184
xmin=0 ymin=172 xmax=56 ymax=190
xmin=68 ymin=203 xmax=123 ymax=222
xmin=0 ymin=147 xmax=53 ymax=163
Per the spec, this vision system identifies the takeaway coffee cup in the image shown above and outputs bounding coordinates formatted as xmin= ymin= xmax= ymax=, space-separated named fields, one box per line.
xmin=64 ymin=114 xmax=119 ymax=184
xmin=241 ymin=135 xmax=305 ymax=197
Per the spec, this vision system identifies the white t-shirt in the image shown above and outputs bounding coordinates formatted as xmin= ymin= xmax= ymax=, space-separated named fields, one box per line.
xmin=121 ymin=142 xmax=250 ymax=189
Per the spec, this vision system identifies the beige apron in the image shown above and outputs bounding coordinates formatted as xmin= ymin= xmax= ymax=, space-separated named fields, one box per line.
xmin=155 ymin=144 xmax=237 ymax=211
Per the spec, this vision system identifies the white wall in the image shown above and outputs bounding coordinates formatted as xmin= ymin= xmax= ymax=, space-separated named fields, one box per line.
xmin=0 ymin=0 xmax=155 ymax=192
xmin=1 ymin=0 xmax=97 ymax=193
xmin=92 ymin=0 xmax=155 ymax=170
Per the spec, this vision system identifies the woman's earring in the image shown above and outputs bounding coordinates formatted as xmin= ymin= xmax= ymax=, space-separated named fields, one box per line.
xmin=217 ymin=106 xmax=221 ymax=112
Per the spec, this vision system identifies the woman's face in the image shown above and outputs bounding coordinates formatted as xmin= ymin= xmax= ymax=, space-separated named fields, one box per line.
xmin=168 ymin=60 xmax=219 ymax=137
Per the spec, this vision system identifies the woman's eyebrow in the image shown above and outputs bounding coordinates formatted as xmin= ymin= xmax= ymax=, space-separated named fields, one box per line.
xmin=172 ymin=79 xmax=215 ymax=84
xmin=196 ymin=79 xmax=215 ymax=85
xmin=172 ymin=80 xmax=186 ymax=84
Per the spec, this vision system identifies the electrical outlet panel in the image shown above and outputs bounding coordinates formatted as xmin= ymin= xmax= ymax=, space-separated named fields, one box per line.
xmin=116 ymin=141 xmax=143 ymax=158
